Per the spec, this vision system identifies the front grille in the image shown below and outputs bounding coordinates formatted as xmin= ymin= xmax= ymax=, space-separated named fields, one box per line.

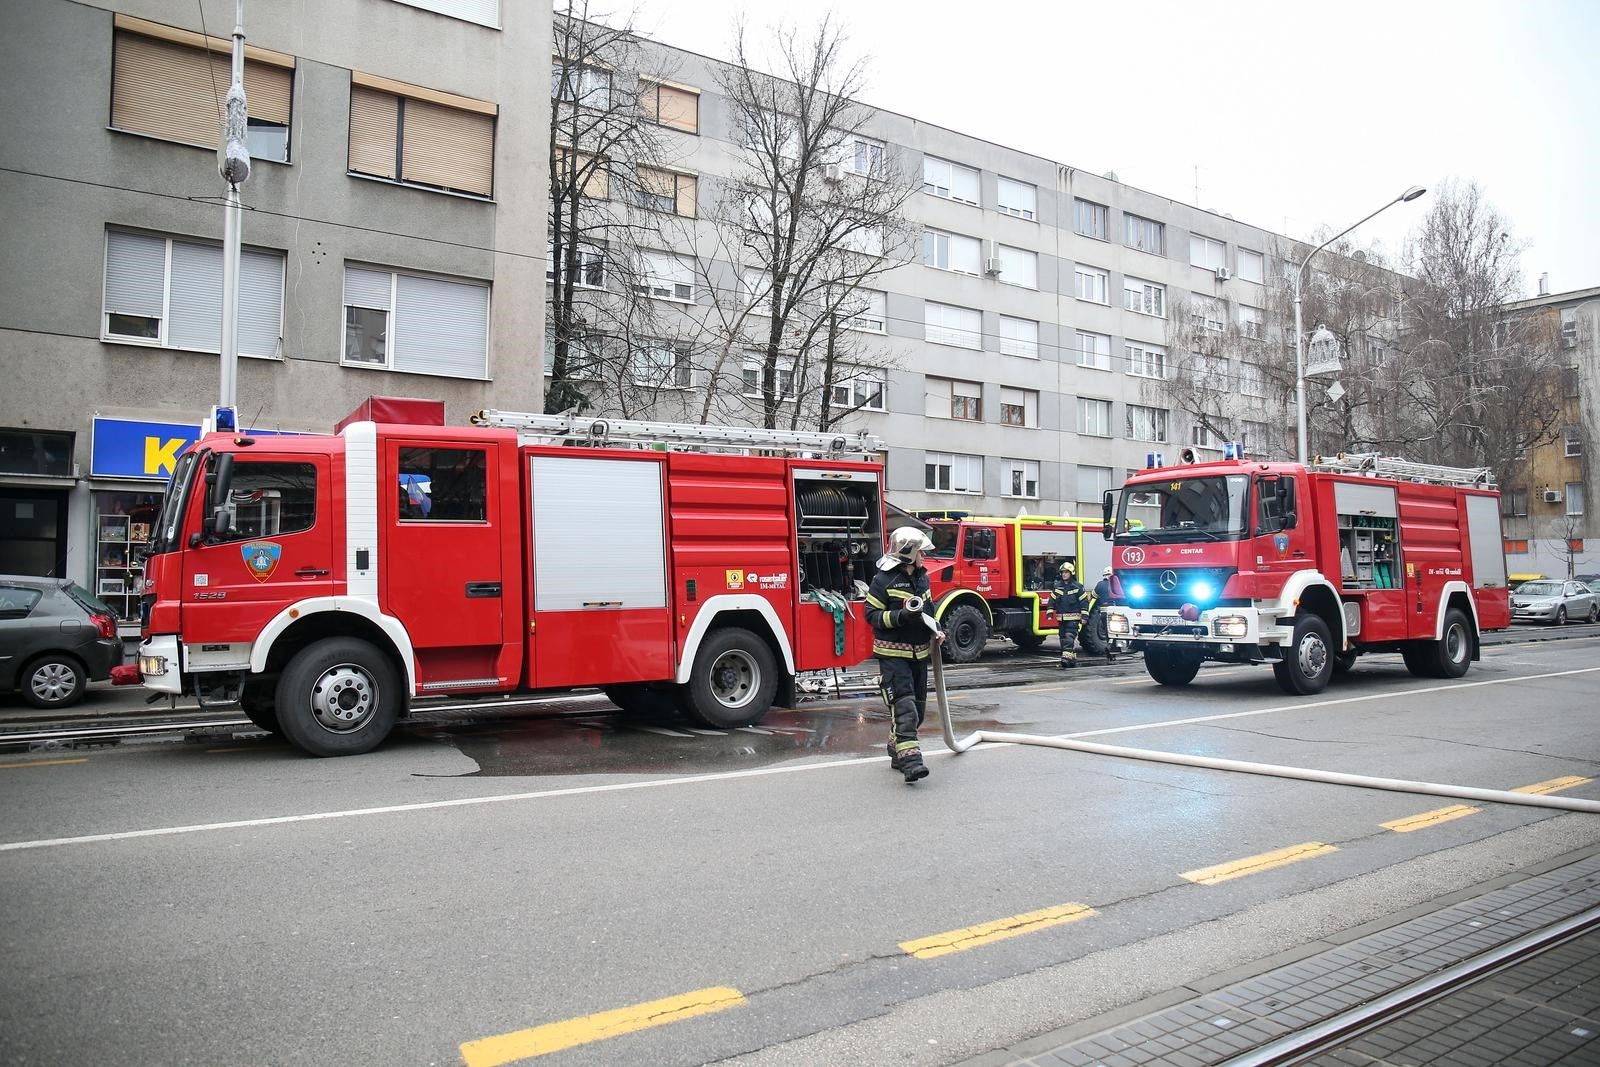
xmin=1121 ymin=567 xmax=1237 ymax=610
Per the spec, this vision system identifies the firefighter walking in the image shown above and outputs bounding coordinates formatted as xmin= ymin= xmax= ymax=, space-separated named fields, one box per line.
xmin=1088 ymin=565 xmax=1117 ymax=663
xmin=1051 ymin=561 xmax=1089 ymax=669
xmin=866 ymin=527 xmax=944 ymax=783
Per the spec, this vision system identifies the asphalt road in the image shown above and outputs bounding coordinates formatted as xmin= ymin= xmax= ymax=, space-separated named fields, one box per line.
xmin=1 ymin=634 xmax=1598 ymax=1066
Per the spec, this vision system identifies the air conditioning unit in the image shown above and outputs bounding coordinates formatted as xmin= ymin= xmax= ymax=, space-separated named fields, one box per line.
xmin=1544 ymin=489 xmax=1563 ymax=504
xmin=1215 ymin=267 xmax=1233 ymax=281
xmin=823 ymin=163 xmax=844 ymax=182
xmin=984 ymin=257 xmax=1004 ymax=276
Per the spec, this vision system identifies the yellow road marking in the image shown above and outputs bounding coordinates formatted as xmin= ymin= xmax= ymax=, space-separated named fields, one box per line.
xmin=459 ymin=987 xmax=746 ymax=1066
xmin=900 ymin=903 xmax=1097 ymax=960
xmin=1381 ymin=805 xmax=1480 ymax=832
xmin=0 ymin=758 xmax=88 ymax=770
xmin=1513 ymin=776 xmax=1592 ymax=796
xmin=1019 ymin=684 xmax=1070 ymax=693
xmin=1182 ymin=842 xmax=1337 ymax=885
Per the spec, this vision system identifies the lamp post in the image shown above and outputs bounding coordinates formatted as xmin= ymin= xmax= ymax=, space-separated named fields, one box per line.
xmin=1293 ymin=185 xmax=1426 ymax=463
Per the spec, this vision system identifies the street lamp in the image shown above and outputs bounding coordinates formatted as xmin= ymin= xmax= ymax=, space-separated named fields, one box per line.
xmin=1293 ymin=185 xmax=1426 ymax=463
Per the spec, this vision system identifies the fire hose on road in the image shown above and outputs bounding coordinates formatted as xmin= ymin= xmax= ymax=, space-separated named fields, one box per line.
xmin=924 ymin=617 xmax=1600 ymax=815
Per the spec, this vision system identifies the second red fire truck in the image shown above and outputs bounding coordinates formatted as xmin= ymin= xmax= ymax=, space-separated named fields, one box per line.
xmin=135 ymin=399 xmax=887 ymax=756
xmin=1101 ymin=450 xmax=1512 ymax=695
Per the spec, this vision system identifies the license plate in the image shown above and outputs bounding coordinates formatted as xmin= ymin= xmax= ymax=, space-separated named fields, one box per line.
xmin=1149 ymin=615 xmax=1184 ymax=627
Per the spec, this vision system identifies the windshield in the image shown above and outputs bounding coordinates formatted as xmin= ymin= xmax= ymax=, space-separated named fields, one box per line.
xmin=1114 ymin=475 xmax=1250 ymax=542
xmin=1517 ymin=582 xmax=1563 ymax=597
xmin=150 ymin=450 xmax=201 ymax=556
xmin=927 ymin=524 xmax=958 ymax=559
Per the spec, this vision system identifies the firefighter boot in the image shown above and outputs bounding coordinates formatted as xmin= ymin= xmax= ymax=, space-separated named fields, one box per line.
xmin=886 ymin=742 xmax=904 ymax=771
xmin=897 ymin=744 xmax=930 ymax=783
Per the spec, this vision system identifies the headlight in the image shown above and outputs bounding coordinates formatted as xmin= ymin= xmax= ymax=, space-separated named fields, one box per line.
xmin=1107 ymin=614 xmax=1131 ymax=636
xmin=1212 ymin=615 xmax=1249 ymax=638
xmin=139 ymin=655 xmax=168 ymax=675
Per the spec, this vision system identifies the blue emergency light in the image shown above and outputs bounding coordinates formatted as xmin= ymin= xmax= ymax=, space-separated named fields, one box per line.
xmin=1224 ymin=442 xmax=1243 ymax=460
xmin=1145 ymin=451 xmax=1164 ymax=469
xmin=211 ymin=405 xmax=237 ymax=432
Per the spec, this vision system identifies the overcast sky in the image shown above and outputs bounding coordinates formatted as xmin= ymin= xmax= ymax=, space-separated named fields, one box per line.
xmin=629 ymin=0 xmax=1598 ymax=298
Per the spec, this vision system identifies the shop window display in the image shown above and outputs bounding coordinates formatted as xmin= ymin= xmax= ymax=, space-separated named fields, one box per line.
xmin=93 ymin=491 xmax=162 ymax=623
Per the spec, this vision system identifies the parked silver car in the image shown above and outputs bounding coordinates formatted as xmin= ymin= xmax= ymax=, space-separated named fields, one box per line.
xmin=1510 ymin=579 xmax=1600 ymax=625
xmin=0 ymin=577 xmax=124 ymax=708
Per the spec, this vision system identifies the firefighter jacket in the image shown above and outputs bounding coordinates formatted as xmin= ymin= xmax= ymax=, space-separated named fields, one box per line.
xmin=1051 ymin=577 xmax=1089 ymax=618
xmin=866 ymin=564 xmax=937 ymax=659
xmin=1089 ymin=577 xmax=1113 ymax=612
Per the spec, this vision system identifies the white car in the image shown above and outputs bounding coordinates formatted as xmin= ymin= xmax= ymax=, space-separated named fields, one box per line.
xmin=1510 ymin=580 xmax=1599 ymax=625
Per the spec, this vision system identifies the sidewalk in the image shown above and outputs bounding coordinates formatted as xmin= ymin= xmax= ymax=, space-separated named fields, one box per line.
xmin=965 ymin=848 xmax=1600 ymax=1066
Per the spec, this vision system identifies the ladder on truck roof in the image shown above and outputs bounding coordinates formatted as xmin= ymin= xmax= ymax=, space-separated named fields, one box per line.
xmin=470 ymin=409 xmax=884 ymax=459
xmin=1310 ymin=451 xmax=1495 ymax=488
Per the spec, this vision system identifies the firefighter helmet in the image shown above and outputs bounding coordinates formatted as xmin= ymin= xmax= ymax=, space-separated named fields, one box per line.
xmin=878 ymin=526 xmax=935 ymax=571
xmin=1102 ymin=566 xmax=1113 ymax=578
xmin=1059 ymin=561 xmax=1076 ymax=576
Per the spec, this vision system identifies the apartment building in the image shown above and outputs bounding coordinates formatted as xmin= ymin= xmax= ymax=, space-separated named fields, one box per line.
xmin=1497 ymin=284 xmax=1598 ymax=579
xmin=0 ymin=0 xmax=548 ymax=629
xmin=565 ymin=35 xmax=1315 ymax=521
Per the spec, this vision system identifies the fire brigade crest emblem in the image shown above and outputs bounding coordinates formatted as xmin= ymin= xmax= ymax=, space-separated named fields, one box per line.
xmin=241 ymin=540 xmax=282 ymax=582
xmin=1273 ymin=533 xmax=1290 ymax=558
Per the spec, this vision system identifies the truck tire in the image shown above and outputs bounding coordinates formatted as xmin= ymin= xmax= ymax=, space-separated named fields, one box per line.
xmin=274 ymin=638 xmax=400 ymax=757
xmin=1425 ymin=608 xmax=1473 ymax=679
xmin=1401 ymin=643 xmax=1436 ymax=678
xmin=940 ymin=604 xmax=989 ymax=664
xmin=1332 ymin=650 xmax=1358 ymax=675
xmin=1009 ymin=628 xmax=1047 ymax=652
xmin=240 ymin=680 xmax=280 ymax=733
xmin=684 ymin=627 xmax=778 ymax=729
xmin=1272 ymin=614 xmax=1334 ymax=695
xmin=1144 ymin=648 xmax=1202 ymax=686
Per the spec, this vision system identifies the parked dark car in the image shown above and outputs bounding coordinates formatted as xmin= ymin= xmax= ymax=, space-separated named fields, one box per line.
xmin=0 ymin=577 xmax=123 ymax=708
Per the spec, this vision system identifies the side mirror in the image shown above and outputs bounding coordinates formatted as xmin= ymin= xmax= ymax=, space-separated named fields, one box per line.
xmin=1275 ymin=478 xmax=1298 ymax=530
xmin=207 ymin=453 xmax=235 ymax=539
xmin=1282 ymin=510 xmax=1298 ymax=530
xmin=1101 ymin=490 xmax=1114 ymax=539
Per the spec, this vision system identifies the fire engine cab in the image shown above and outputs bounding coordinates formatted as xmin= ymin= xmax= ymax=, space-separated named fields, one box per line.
xmin=1101 ymin=450 xmax=1511 ymax=695
xmin=135 ymin=399 xmax=885 ymax=756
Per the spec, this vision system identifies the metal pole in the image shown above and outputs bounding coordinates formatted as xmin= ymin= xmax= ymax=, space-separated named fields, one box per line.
xmin=217 ymin=0 xmax=251 ymax=413
xmin=1294 ymin=272 xmax=1307 ymax=464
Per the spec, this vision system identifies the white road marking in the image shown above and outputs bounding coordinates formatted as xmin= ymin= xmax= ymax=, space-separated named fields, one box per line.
xmin=632 ymin=726 xmax=696 ymax=738
xmin=7 ymin=665 xmax=1595 ymax=855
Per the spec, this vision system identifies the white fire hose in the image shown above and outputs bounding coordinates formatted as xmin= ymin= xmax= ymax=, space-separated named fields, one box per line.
xmin=922 ymin=614 xmax=1600 ymax=814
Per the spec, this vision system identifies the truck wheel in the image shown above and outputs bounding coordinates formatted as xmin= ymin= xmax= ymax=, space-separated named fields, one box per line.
xmin=1009 ymin=628 xmax=1047 ymax=652
xmin=274 ymin=638 xmax=400 ymax=757
xmin=240 ymin=680 xmax=280 ymax=733
xmin=684 ymin=627 xmax=778 ymax=729
xmin=1332 ymin=650 xmax=1359 ymax=675
xmin=940 ymin=604 xmax=989 ymax=664
xmin=21 ymin=654 xmax=86 ymax=709
xmin=1273 ymin=615 xmax=1334 ymax=695
xmin=1426 ymin=608 xmax=1473 ymax=678
xmin=1144 ymin=648 xmax=1202 ymax=686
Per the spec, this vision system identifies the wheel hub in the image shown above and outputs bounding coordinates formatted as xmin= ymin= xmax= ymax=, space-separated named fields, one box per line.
xmin=309 ymin=664 xmax=377 ymax=732
xmin=1298 ymin=633 xmax=1328 ymax=677
xmin=30 ymin=663 xmax=76 ymax=703
xmin=709 ymin=650 xmax=756 ymax=709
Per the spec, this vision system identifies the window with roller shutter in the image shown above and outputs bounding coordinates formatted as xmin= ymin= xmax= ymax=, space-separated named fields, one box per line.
xmin=347 ymin=73 xmax=496 ymax=198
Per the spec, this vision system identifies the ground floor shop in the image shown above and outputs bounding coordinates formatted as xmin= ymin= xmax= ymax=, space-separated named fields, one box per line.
xmin=0 ymin=416 xmax=211 ymax=635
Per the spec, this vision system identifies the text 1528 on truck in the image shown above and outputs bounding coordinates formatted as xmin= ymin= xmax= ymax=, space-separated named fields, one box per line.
xmin=914 ymin=512 xmax=1109 ymax=662
xmin=1099 ymin=449 xmax=1511 ymax=695
xmin=134 ymin=398 xmax=887 ymax=756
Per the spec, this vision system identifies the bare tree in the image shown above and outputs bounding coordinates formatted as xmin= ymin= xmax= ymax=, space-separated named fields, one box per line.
xmin=690 ymin=15 xmax=916 ymax=430
xmin=1393 ymin=180 xmax=1568 ymax=484
xmin=547 ymin=2 xmax=683 ymax=415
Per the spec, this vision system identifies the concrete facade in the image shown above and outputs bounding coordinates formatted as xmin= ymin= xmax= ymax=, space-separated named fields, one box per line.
xmin=1499 ymin=285 xmax=1599 ymax=580
xmin=0 ymin=0 xmax=548 ymax=625
xmin=595 ymin=39 xmax=1308 ymax=521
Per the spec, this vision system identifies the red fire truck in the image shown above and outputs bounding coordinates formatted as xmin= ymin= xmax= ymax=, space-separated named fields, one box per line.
xmin=1100 ymin=451 xmax=1511 ymax=695
xmin=914 ymin=513 xmax=1109 ymax=662
xmin=134 ymin=399 xmax=887 ymax=756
